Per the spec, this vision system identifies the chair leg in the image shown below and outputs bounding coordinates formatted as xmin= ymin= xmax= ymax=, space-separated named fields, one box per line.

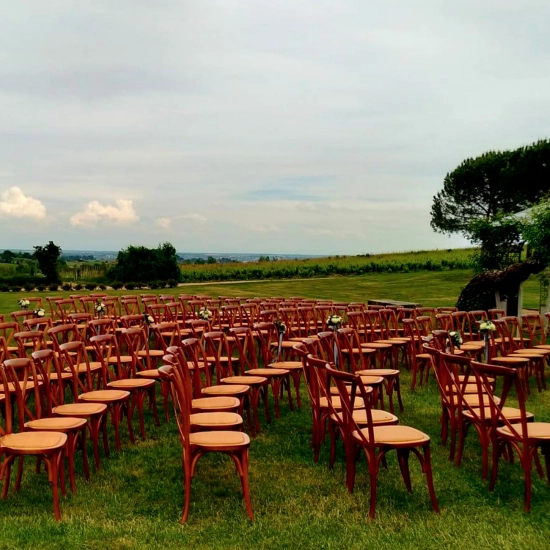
xmin=397 ymin=449 xmax=412 ymax=492
xmin=239 ymin=450 xmax=254 ymax=520
xmin=423 ymin=444 xmax=440 ymax=513
xmin=181 ymin=462 xmax=193 ymax=524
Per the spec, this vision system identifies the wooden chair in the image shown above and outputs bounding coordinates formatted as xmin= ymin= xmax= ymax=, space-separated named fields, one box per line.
xmin=326 ymin=364 xmax=439 ymax=518
xmin=0 ymin=359 xmax=67 ymax=521
xmin=162 ymin=356 xmax=254 ymax=523
xmin=470 ymin=360 xmax=550 ymax=512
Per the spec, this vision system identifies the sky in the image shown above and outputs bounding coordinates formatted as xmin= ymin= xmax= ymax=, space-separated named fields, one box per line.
xmin=1 ymin=0 xmax=549 ymax=256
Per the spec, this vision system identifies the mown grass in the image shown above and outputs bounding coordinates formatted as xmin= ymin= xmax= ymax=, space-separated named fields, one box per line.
xmin=1 ymin=272 xmax=550 ymax=549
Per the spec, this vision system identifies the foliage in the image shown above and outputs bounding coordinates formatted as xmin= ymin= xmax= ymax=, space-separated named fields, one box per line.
xmin=106 ymin=242 xmax=181 ymax=283
xmin=468 ymin=215 xmax=525 ymax=271
xmin=431 ymin=139 xmax=550 ymax=238
xmin=33 ymin=241 xmax=62 ymax=283
xmin=523 ymin=199 xmax=550 ymax=267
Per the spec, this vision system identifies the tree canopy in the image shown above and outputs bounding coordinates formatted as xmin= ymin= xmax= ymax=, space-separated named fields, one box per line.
xmin=33 ymin=241 xmax=62 ymax=283
xmin=431 ymin=139 xmax=550 ymax=238
xmin=106 ymin=242 xmax=181 ymax=283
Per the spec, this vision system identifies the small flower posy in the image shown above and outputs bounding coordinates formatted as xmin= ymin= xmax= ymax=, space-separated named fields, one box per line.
xmin=198 ymin=307 xmax=212 ymax=321
xmin=479 ymin=321 xmax=496 ymax=332
xmin=95 ymin=301 xmax=106 ymax=314
xmin=449 ymin=331 xmax=463 ymax=348
xmin=326 ymin=314 xmax=343 ymax=328
xmin=34 ymin=308 xmax=45 ymax=318
xmin=274 ymin=319 xmax=287 ymax=334
xmin=18 ymin=298 xmax=30 ymax=309
xmin=144 ymin=313 xmax=155 ymax=325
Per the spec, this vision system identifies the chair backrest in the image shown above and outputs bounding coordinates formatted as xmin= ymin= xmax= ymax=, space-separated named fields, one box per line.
xmin=337 ymin=327 xmax=366 ymax=373
xmin=2 ymin=357 xmax=44 ymax=428
xmin=228 ymin=327 xmax=259 ymax=373
xmin=325 ymin=364 xmax=375 ymax=448
xmin=160 ymin=353 xmax=192 ymax=450
xmin=14 ymin=330 xmax=46 ymax=357
xmin=521 ymin=313 xmax=546 ymax=346
xmin=47 ymin=323 xmax=83 ymax=351
xmin=91 ymin=333 xmax=135 ymax=381
xmin=58 ymin=340 xmax=96 ymax=394
xmin=32 ymin=348 xmax=67 ymax=407
xmin=470 ymin=360 xmax=529 ymax=443
xmin=11 ymin=310 xmax=36 ymax=329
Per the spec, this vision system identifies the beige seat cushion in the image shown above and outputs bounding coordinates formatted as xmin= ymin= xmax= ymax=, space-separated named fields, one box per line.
xmin=268 ymin=361 xmax=302 ymax=370
xmin=222 ymin=375 xmax=266 ymax=385
xmin=246 ymin=368 xmax=289 ymax=376
xmin=192 ymin=396 xmax=240 ymax=410
xmin=498 ymin=422 xmax=550 ymax=439
xmin=190 ymin=412 xmax=243 ymax=427
xmin=354 ymin=425 xmax=430 ymax=445
xmin=2 ymin=431 xmax=67 ymax=452
xmin=203 ymin=385 xmax=250 ymax=396
xmin=25 ymin=417 xmax=87 ymax=431
xmin=190 ymin=431 xmax=250 ymax=447
xmin=80 ymin=389 xmax=130 ymax=402
xmin=53 ymin=403 xmax=107 ymax=416
xmin=108 ymin=378 xmax=155 ymax=390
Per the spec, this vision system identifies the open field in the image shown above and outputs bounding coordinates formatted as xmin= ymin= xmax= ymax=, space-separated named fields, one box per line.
xmin=0 ymin=268 xmax=545 ymax=316
xmin=1 ymin=272 xmax=550 ymax=549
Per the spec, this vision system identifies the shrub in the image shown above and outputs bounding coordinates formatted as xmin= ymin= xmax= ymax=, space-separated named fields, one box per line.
xmin=85 ymin=283 xmax=96 ymax=291
xmin=125 ymin=282 xmax=135 ymax=290
xmin=0 ymin=284 xmax=9 ymax=292
xmin=24 ymin=283 xmax=35 ymax=292
xmin=167 ymin=279 xmax=178 ymax=288
xmin=62 ymin=283 xmax=73 ymax=291
xmin=48 ymin=284 xmax=59 ymax=291
xmin=36 ymin=285 xmax=46 ymax=291
xmin=111 ymin=282 xmax=123 ymax=290
xmin=74 ymin=283 xmax=83 ymax=291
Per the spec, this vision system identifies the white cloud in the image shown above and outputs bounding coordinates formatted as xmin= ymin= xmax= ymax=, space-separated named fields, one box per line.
xmin=70 ymin=199 xmax=139 ymax=227
xmin=181 ymin=213 xmax=207 ymax=224
xmin=243 ymin=223 xmax=281 ymax=233
xmin=155 ymin=217 xmax=171 ymax=229
xmin=0 ymin=187 xmax=46 ymax=219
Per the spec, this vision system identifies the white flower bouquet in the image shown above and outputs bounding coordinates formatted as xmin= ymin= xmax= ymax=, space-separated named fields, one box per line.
xmin=274 ymin=319 xmax=287 ymax=334
xmin=327 ymin=314 xmax=343 ymax=329
xmin=34 ymin=308 xmax=45 ymax=318
xmin=18 ymin=298 xmax=30 ymax=309
xmin=449 ymin=331 xmax=463 ymax=348
xmin=198 ymin=308 xmax=212 ymax=321
xmin=479 ymin=321 xmax=496 ymax=332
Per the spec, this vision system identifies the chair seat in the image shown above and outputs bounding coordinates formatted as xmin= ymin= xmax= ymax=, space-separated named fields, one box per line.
xmin=108 ymin=378 xmax=156 ymax=390
xmin=342 ymin=347 xmax=376 ymax=355
xmin=1 ymin=431 xmax=68 ymax=452
xmin=320 ymin=396 xmax=365 ymax=409
xmin=268 ymin=360 xmax=302 ymax=370
xmin=53 ymin=403 xmax=107 ymax=416
xmin=203 ymin=384 xmax=250 ymax=396
xmin=137 ymin=349 xmax=164 ymax=357
xmin=356 ymin=368 xmax=399 ymax=377
xmin=222 ymin=376 xmax=266 ymax=385
xmin=80 ymin=389 xmax=130 ymax=402
xmin=359 ymin=375 xmax=384 ymax=385
xmin=190 ymin=412 xmax=243 ymax=428
xmin=192 ymin=396 xmax=240 ymax=410
xmin=108 ymin=356 xmax=132 ymax=364
xmin=65 ymin=362 xmax=102 ymax=373
xmin=25 ymin=417 xmax=87 ymax=431
xmin=136 ymin=369 xmax=162 ymax=378
xmin=462 ymin=406 xmax=534 ymax=423
xmin=361 ymin=342 xmax=392 ymax=350
xmin=190 ymin=430 xmax=250 ymax=447
xmin=354 ymin=425 xmax=430 ymax=445
xmin=498 ymin=422 xmax=550 ymax=439
xmin=332 ymin=409 xmax=398 ymax=426
xmin=245 ymin=368 xmax=289 ymax=376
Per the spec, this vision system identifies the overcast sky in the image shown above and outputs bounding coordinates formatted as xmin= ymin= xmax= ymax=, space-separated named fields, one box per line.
xmin=1 ymin=0 xmax=549 ymax=255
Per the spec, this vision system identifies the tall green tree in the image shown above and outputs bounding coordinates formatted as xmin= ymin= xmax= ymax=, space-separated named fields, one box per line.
xmin=431 ymin=139 xmax=550 ymax=271
xmin=106 ymin=242 xmax=181 ymax=283
xmin=33 ymin=241 xmax=62 ymax=283
xmin=431 ymin=139 xmax=550 ymax=237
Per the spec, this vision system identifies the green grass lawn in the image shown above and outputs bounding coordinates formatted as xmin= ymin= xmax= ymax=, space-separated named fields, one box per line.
xmin=1 ymin=271 xmax=549 ymax=549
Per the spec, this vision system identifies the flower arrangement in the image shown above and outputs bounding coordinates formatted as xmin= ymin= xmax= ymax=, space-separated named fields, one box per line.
xmin=95 ymin=301 xmax=106 ymax=314
xmin=274 ymin=319 xmax=287 ymax=334
xmin=449 ymin=331 xmax=463 ymax=348
xmin=327 ymin=314 xmax=343 ymax=329
xmin=144 ymin=313 xmax=155 ymax=325
xmin=34 ymin=308 xmax=45 ymax=318
xmin=198 ymin=308 xmax=212 ymax=321
xmin=18 ymin=298 xmax=30 ymax=310
xmin=479 ymin=321 xmax=496 ymax=332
